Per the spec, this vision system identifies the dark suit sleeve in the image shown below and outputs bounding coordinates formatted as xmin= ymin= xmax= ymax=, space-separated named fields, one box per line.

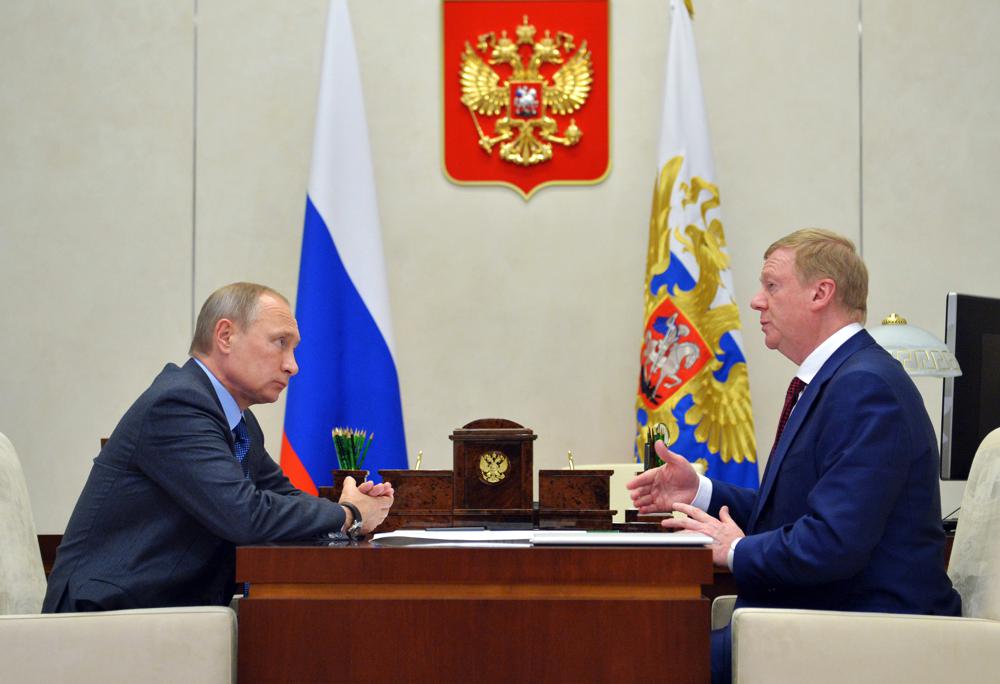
xmin=732 ymin=368 xmax=915 ymax=590
xmin=707 ymin=481 xmax=757 ymax=527
xmin=251 ymin=450 xmax=301 ymax=496
xmin=135 ymin=392 xmax=345 ymax=544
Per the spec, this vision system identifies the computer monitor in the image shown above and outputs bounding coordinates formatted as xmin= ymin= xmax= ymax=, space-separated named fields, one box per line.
xmin=941 ymin=292 xmax=1000 ymax=480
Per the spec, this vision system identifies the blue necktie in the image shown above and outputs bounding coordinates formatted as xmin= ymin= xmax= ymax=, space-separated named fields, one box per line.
xmin=232 ymin=418 xmax=250 ymax=479
xmin=233 ymin=418 xmax=252 ymax=597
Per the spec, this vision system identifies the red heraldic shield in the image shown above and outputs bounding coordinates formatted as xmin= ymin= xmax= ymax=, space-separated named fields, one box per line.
xmin=443 ymin=0 xmax=610 ymax=199
xmin=638 ymin=299 xmax=711 ymax=411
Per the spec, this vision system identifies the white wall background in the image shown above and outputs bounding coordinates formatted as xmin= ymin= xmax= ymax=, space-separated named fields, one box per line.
xmin=2 ymin=0 xmax=996 ymax=533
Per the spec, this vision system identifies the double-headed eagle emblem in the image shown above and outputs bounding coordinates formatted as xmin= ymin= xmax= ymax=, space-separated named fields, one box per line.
xmin=460 ymin=15 xmax=593 ymax=166
xmin=478 ymin=451 xmax=509 ymax=484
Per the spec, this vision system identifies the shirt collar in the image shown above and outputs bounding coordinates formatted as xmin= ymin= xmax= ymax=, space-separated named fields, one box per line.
xmin=192 ymin=357 xmax=243 ymax=431
xmin=796 ymin=322 xmax=864 ymax=384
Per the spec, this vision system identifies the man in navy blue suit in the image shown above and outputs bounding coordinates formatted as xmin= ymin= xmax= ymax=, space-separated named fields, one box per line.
xmin=627 ymin=229 xmax=960 ymax=683
xmin=44 ymin=282 xmax=394 ymax=612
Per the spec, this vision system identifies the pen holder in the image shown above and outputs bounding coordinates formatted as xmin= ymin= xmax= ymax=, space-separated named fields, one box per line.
xmin=643 ymin=440 xmax=663 ymax=471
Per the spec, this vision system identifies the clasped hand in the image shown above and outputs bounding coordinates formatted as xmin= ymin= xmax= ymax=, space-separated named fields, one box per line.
xmin=340 ymin=475 xmax=394 ymax=535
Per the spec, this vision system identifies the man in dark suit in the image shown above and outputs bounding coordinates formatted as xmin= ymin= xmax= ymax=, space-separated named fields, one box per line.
xmin=627 ymin=229 xmax=960 ymax=683
xmin=44 ymin=282 xmax=394 ymax=612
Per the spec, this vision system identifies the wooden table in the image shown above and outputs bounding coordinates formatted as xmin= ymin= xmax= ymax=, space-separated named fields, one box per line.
xmin=236 ymin=541 xmax=713 ymax=683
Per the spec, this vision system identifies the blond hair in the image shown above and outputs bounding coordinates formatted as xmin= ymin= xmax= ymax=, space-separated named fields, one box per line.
xmin=189 ymin=282 xmax=289 ymax=355
xmin=766 ymin=228 xmax=868 ymax=323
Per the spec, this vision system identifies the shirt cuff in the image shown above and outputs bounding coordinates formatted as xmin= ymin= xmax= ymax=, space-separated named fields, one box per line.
xmin=727 ymin=537 xmax=740 ymax=571
xmin=690 ymin=474 xmax=713 ymax=510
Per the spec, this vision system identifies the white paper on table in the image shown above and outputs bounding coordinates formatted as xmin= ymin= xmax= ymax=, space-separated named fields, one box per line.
xmin=531 ymin=530 xmax=712 ymax=546
xmin=371 ymin=529 xmax=711 ymax=547
xmin=371 ymin=529 xmax=534 ymax=547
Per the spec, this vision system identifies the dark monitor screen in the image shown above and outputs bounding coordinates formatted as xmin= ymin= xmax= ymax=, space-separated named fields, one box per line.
xmin=941 ymin=293 xmax=1000 ymax=480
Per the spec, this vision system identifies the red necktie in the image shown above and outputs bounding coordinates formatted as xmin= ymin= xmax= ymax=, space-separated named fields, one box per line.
xmin=771 ymin=377 xmax=807 ymax=457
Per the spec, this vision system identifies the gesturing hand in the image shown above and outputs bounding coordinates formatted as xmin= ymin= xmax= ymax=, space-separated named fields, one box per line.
xmin=663 ymin=503 xmax=745 ymax=567
xmin=625 ymin=440 xmax=700 ymax=513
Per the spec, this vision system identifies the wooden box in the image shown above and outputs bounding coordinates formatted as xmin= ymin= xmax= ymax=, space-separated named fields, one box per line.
xmin=537 ymin=469 xmax=615 ymax=529
xmin=538 ymin=469 xmax=612 ymax=509
xmin=377 ymin=469 xmax=454 ymax=532
xmin=450 ymin=418 xmax=536 ymax=525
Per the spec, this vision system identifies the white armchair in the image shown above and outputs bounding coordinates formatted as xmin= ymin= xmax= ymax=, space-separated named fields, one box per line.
xmin=0 ymin=431 xmax=238 ymax=684
xmin=720 ymin=427 xmax=1000 ymax=683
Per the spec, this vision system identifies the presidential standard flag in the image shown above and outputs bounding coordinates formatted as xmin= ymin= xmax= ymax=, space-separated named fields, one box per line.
xmin=633 ymin=0 xmax=757 ymax=488
xmin=280 ymin=0 xmax=407 ymax=493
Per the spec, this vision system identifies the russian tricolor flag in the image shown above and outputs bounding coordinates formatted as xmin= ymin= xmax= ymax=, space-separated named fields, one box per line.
xmin=281 ymin=0 xmax=407 ymax=494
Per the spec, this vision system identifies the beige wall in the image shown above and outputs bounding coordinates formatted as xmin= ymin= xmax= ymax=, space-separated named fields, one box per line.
xmin=1 ymin=1 xmax=195 ymax=531
xmin=2 ymin=0 xmax=997 ymax=532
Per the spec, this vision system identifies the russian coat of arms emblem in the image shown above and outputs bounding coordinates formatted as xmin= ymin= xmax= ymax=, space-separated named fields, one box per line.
xmin=443 ymin=1 xmax=609 ymax=198
xmin=460 ymin=15 xmax=592 ymax=166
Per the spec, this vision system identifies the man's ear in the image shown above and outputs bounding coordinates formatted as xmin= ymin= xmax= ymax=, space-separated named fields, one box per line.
xmin=810 ymin=278 xmax=837 ymax=311
xmin=214 ymin=318 xmax=236 ymax=354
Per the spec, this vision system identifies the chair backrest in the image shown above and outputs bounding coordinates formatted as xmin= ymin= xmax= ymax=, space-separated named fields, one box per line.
xmin=948 ymin=427 xmax=1000 ymax=620
xmin=0 ymin=432 xmax=47 ymax=614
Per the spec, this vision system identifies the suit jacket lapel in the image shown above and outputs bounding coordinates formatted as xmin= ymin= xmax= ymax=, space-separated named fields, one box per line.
xmin=748 ymin=330 xmax=877 ymax=531
xmin=181 ymin=357 xmax=235 ymax=451
xmin=749 ymin=381 xmax=818 ymax=530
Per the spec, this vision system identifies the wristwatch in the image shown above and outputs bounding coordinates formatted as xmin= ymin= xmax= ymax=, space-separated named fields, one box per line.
xmin=340 ymin=501 xmax=364 ymax=540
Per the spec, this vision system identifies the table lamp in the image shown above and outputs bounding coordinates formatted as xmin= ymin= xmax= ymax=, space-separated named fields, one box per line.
xmin=868 ymin=313 xmax=962 ymax=378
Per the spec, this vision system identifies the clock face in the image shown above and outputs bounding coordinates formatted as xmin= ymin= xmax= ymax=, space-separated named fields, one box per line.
xmin=478 ymin=450 xmax=509 ymax=484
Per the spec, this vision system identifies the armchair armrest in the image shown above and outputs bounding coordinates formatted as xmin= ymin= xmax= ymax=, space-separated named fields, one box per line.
xmin=732 ymin=608 xmax=1000 ymax=684
xmin=711 ymin=594 xmax=737 ymax=630
xmin=0 ymin=606 xmax=236 ymax=684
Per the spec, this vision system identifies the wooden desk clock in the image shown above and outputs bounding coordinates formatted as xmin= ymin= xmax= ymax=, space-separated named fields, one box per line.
xmin=449 ymin=418 xmax=536 ymax=525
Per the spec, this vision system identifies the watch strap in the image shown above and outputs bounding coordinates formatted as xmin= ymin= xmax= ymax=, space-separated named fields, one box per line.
xmin=340 ymin=501 xmax=363 ymax=539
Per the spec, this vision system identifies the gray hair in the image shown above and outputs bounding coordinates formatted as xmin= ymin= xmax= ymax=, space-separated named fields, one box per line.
xmin=189 ymin=282 xmax=289 ymax=355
